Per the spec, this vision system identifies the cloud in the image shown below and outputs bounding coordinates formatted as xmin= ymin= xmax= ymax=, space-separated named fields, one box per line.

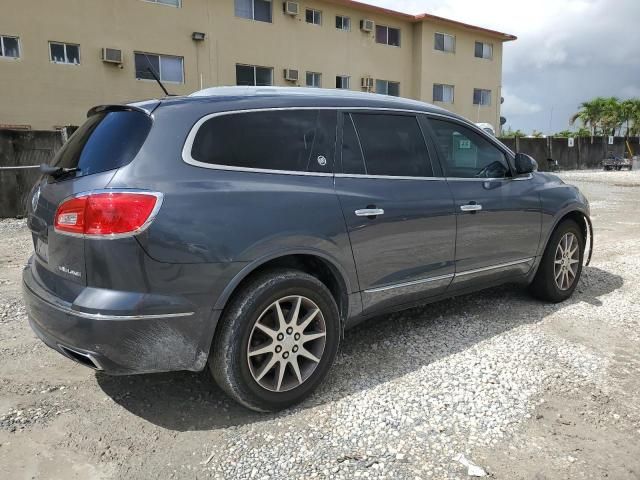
xmin=365 ymin=0 xmax=640 ymax=133
xmin=501 ymin=90 xmax=543 ymax=116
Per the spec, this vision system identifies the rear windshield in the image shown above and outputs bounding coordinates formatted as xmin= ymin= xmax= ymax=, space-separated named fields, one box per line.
xmin=52 ymin=110 xmax=152 ymax=178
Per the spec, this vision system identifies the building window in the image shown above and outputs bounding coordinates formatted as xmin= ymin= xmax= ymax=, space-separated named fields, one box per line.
xmin=336 ymin=75 xmax=350 ymax=89
xmin=49 ymin=42 xmax=80 ymax=64
xmin=235 ymin=0 xmax=272 ymax=23
xmin=306 ymin=8 xmax=322 ymax=25
xmin=0 ymin=35 xmax=20 ymax=59
xmin=306 ymin=72 xmax=321 ymax=88
xmin=474 ymin=41 xmax=493 ymax=59
xmin=375 ymin=80 xmax=400 ymax=97
xmin=336 ymin=15 xmax=350 ymax=31
xmin=375 ymin=25 xmax=400 ymax=46
xmin=433 ymin=84 xmax=454 ymax=103
xmin=135 ymin=52 xmax=184 ymax=83
xmin=144 ymin=0 xmax=181 ymax=7
xmin=434 ymin=32 xmax=455 ymax=53
xmin=236 ymin=64 xmax=273 ymax=86
xmin=473 ymin=88 xmax=492 ymax=106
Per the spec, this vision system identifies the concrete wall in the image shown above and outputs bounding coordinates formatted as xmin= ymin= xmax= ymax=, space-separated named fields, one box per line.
xmin=0 ymin=0 xmax=510 ymax=130
xmin=500 ymin=136 xmax=639 ymax=171
xmin=0 ymin=130 xmax=64 ymax=218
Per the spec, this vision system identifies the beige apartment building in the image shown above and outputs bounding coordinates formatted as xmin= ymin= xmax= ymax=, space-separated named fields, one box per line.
xmin=0 ymin=0 xmax=515 ymax=131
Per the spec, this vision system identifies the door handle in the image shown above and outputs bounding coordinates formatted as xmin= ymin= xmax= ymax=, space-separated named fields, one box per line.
xmin=460 ymin=203 xmax=482 ymax=212
xmin=355 ymin=208 xmax=385 ymax=217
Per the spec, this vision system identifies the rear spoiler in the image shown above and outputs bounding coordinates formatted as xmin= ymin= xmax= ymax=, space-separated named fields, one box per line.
xmin=87 ymin=100 xmax=160 ymax=118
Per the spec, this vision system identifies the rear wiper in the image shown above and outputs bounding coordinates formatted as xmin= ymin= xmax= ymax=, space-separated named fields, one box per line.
xmin=39 ymin=164 xmax=80 ymax=178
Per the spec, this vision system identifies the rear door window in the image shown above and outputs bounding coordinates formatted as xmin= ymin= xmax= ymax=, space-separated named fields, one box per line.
xmin=341 ymin=112 xmax=433 ymax=177
xmin=52 ymin=110 xmax=152 ymax=178
xmin=190 ymin=110 xmax=336 ymax=173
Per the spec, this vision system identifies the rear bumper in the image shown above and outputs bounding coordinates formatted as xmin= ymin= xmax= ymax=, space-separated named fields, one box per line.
xmin=22 ymin=259 xmax=220 ymax=375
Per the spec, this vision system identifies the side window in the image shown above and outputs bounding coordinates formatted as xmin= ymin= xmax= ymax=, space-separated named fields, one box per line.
xmin=341 ymin=114 xmax=365 ymax=174
xmin=190 ymin=110 xmax=335 ymax=173
xmin=342 ymin=113 xmax=433 ymax=177
xmin=427 ymin=119 xmax=510 ymax=178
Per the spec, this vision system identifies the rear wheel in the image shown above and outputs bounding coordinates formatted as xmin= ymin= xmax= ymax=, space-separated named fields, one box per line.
xmin=209 ymin=269 xmax=340 ymax=412
xmin=530 ymin=219 xmax=584 ymax=302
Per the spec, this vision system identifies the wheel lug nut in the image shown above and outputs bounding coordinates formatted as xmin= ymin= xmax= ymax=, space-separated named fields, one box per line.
xmin=275 ymin=346 xmax=282 ymax=353
xmin=283 ymin=352 xmax=289 ymax=359
xmin=286 ymin=327 xmax=293 ymax=335
xmin=294 ymin=333 xmax=300 ymax=340
xmin=277 ymin=333 xmax=284 ymax=341
xmin=292 ymin=346 xmax=298 ymax=353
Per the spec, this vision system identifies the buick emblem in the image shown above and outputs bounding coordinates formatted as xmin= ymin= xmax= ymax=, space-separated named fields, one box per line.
xmin=32 ymin=185 xmax=41 ymax=212
xmin=317 ymin=155 xmax=327 ymax=166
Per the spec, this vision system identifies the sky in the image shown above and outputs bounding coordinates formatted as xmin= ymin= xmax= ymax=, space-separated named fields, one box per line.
xmin=366 ymin=0 xmax=640 ymax=134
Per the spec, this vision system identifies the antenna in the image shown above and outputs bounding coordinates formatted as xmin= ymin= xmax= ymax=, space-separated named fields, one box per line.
xmin=142 ymin=54 xmax=172 ymax=97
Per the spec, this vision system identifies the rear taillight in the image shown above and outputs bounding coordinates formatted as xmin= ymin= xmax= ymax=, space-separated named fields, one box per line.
xmin=54 ymin=191 xmax=162 ymax=237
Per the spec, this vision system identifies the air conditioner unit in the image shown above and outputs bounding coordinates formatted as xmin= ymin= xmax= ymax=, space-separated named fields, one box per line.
xmin=283 ymin=1 xmax=299 ymax=16
xmin=360 ymin=19 xmax=375 ymax=32
xmin=284 ymin=68 xmax=299 ymax=82
xmin=101 ymin=48 xmax=122 ymax=64
xmin=361 ymin=77 xmax=374 ymax=89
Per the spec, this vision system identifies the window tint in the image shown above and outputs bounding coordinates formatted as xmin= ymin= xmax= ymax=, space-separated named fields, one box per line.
xmin=428 ymin=119 xmax=510 ymax=178
xmin=52 ymin=111 xmax=152 ymax=178
xmin=341 ymin=114 xmax=365 ymax=174
xmin=191 ymin=110 xmax=336 ymax=173
xmin=344 ymin=113 xmax=433 ymax=177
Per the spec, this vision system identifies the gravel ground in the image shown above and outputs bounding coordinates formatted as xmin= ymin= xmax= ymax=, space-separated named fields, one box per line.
xmin=1 ymin=170 xmax=639 ymax=479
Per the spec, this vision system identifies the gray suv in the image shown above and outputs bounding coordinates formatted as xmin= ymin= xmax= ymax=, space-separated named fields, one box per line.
xmin=22 ymin=87 xmax=592 ymax=412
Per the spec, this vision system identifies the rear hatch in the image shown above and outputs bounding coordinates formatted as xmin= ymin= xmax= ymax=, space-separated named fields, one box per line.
xmin=27 ymin=106 xmax=153 ymax=301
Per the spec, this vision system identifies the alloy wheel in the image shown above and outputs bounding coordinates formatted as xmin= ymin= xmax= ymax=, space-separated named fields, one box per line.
xmin=554 ymin=232 xmax=580 ymax=290
xmin=247 ymin=295 xmax=327 ymax=392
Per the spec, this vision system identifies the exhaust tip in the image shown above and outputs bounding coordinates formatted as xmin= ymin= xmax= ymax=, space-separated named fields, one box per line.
xmin=58 ymin=345 xmax=103 ymax=370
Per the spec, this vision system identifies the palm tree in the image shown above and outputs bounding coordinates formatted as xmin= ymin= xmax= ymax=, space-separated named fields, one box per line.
xmin=619 ymin=99 xmax=636 ymax=137
xmin=570 ymin=97 xmax=607 ymax=143
xmin=600 ymin=97 xmax=623 ymax=136
xmin=628 ymin=99 xmax=640 ymax=137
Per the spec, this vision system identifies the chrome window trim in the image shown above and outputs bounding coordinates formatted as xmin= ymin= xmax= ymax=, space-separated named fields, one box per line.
xmin=363 ymin=257 xmax=534 ymax=293
xmin=182 ymin=106 xmax=487 ymax=178
xmin=181 ymin=107 xmax=515 ymax=177
xmin=53 ymin=189 xmax=164 ymax=240
xmin=336 ymin=173 xmax=446 ymax=181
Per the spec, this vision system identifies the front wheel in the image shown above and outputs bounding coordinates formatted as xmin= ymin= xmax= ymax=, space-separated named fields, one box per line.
xmin=209 ymin=269 xmax=341 ymax=412
xmin=529 ymin=219 xmax=584 ymax=303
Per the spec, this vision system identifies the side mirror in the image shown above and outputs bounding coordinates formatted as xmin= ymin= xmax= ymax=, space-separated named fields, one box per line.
xmin=514 ymin=153 xmax=538 ymax=175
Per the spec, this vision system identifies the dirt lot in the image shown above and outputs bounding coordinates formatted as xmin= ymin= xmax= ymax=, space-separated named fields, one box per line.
xmin=1 ymin=170 xmax=639 ymax=479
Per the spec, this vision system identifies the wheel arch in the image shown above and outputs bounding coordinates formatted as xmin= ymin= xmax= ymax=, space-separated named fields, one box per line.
xmin=213 ymin=250 xmax=353 ymax=326
xmin=544 ymin=208 xmax=593 ymax=267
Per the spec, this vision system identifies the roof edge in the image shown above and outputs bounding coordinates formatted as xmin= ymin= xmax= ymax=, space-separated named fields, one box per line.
xmin=324 ymin=0 xmax=516 ymax=42
xmin=415 ymin=13 xmax=517 ymax=41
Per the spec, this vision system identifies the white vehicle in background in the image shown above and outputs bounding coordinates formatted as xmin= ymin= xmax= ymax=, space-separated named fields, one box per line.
xmin=475 ymin=122 xmax=496 ymax=136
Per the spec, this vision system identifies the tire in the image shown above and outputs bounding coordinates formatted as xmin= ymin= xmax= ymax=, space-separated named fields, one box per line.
xmin=529 ymin=219 xmax=584 ymax=303
xmin=209 ymin=269 xmax=341 ymax=412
